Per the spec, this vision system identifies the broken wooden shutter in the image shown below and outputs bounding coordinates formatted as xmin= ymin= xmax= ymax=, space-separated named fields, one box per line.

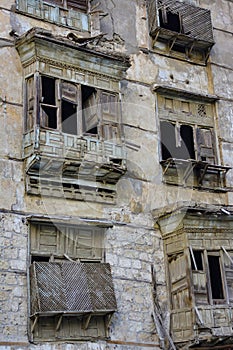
xmin=25 ymin=76 xmax=35 ymax=131
xmin=190 ymin=248 xmax=208 ymax=305
xmin=67 ymin=0 xmax=88 ymax=12
xmin=147 ymin=0 xmax=158 ymax=36
xmin=222 ymin=247 xmax=233 ymax=305
xmin=99 ymin=91 xmax=120 ymax=141
xmin=196 ymin=127 xmax=215 ymax=164
xmin=168 ymin=253 xmax=190 ymax=310
xmin=181 ymin=6 xmax=214 ymax=45
xmin=168 ymin=253 xmax=193 ymax=340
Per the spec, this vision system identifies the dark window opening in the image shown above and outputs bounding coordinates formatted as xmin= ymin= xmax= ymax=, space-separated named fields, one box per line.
xmin=31 ymin=255 xmax=50 ymax=263
xmin=82 ymin=85 xmax=96 ymax=103
xmin=208 ymin=255 xmax=224 ymax=300
xmin=160 ymin=122 xmax=195 ymax=160
xmin=85 ymin=127 xmax=98 ymax=135
xmin=159 ymin=9 xmax=181 ymax=33
xmin=41 ymin=76 xmax=56 ymax=105
xmin=61 ymin=100 xmax=77 ymax=135
xmin=82 ymin=85 xmax=98 ymax=134
xmin=41 ymin=106 xmax=57 ymax=129
xmin=191 ymin=251 xmax=203 ymax=271
xmin=160 ymin=121 xmax=176 ymax=160
xmin=172 ymin=44 xmax=186 ymax=54
xmin=180 ymin=124 xmax=195 ymax=159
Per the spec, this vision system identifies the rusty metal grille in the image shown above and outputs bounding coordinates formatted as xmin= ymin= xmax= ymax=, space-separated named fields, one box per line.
xmin=30 ymin=262 xmax=117 ymax=316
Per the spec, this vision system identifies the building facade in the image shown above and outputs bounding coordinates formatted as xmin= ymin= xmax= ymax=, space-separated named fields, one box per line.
xmin=0 ymin=0 xmax=233 ymax=349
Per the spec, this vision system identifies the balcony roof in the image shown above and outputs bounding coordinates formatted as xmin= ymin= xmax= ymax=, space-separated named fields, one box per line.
xmin=16 ymin=28 xmax=130 ymax=80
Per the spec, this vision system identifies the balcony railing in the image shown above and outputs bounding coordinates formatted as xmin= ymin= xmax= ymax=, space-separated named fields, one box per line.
xmin=23 ymin=127 xmax=126 ymax=166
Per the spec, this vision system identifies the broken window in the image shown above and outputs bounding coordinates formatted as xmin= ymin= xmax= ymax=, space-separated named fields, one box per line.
xmin=147 ymin=0 xmax=215 ymax=62
xmin=208 ymin=254 xmax=225 ymax=301
xmin=29 ymin=222 xmax=116 ymax=342
xmin=25 ymin=75 xmax=120 ymax=140
xmin=160 ymin=121 xmax=200 ymax=161
xmin=190 ymin=250 xmax=203 ymax=271
xmin=190 ymin=249 xmax=226 ymax=305
xmin=16 ymin=0 xmax=89 ymax=32
xmin=159 ymin=7 xmax=181 ymax=33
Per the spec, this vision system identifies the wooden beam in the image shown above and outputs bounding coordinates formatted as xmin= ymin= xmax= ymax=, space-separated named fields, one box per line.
xmin=82 ymin=314 xmax=92 ymax=330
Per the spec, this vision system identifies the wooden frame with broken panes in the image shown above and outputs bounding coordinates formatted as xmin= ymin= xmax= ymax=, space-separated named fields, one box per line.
xmin=25 ymin=74 xmax=121 ymax=141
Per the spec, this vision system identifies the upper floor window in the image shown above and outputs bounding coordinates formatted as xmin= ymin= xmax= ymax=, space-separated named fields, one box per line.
xmin=25 ymin=74 xmax=120 ymax=141
xmin=44 ymin=0 xmax=88 ymax=12
xmin=16 ymin=0 xmax=89 ymax=31
xmin=147 ymin=0 xmax=215 ymax=63
xmin=156 ymin=88 xmax=231 ymax=190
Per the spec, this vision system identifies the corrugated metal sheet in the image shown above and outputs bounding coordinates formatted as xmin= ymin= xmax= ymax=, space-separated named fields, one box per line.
xmin=148 ymin=0 xmax=214 ymax=46
xmin=30 ymin=262 xmax=117 ymax=316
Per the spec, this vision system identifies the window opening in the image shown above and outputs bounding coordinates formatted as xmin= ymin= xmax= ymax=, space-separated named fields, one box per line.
xmin=191 ymin=250 xmax=203 ymax=271
xmin=160 ymin=122 xmax=195 ymax=160
xmin=160 ymin=121 xmax=176 ymax=160
xmin=31 ymin=255 xmax=50 ymax=263
xmin=208 ymin=255 xmax=224 ymax=300
xmin=159 ymin=9 xmax=181 ymax=33
xmin=180 ymin=124 xmax=195 ymax=159
xmin=172 ymin=44 xmax=186 ymax=54
xmin=61 ymin=100 xmax=77 ymax=134
xmin=41 ymin=76 xmax=57 ymax=129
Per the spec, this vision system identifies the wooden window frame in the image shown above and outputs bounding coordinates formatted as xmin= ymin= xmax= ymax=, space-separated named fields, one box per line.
xmin=190 ymin=248 xmax=227 ymax=305
xmin=160 ymin=120 xmax=216 ymax=164
xmin=43 ymin=0 xmax=88 ymax=13
xmin=25 ymin=74 xmax=120 ymax=140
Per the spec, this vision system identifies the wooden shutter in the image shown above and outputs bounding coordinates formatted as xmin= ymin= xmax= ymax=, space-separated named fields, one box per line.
xmin=168 ymin=254 xmax=190 ymax=310
xmin=190 ymin=248 xmax=208 ymax=305
xmin=147 ymin=0 xmax=159 ymax=36
xmin=60 ymin=82 xmax=78 ymax=103
xmin=196 ymin=127 xmax=215 ymax=164
xmin=181 ymin=6 xmax=214 ymax=43
xmin=168 ymin=253 xmax=193 ymax=341
xmin=30 ymin=224 xmax=104 ymax=261
xmin=99 ymin=91 xmax=120 ymax=140
xmin=25 ymin=76 xmax=35 ymax=131
xmin=222 ymin=248 xmax=233 ymax=305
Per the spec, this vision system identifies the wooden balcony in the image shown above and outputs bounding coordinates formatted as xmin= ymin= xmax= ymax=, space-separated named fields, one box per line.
xmin=23 ymin=127 xmax=126 ymax=201
xmin=171 ymin=305 xmax=233 ymax=344
xmin=160 ymin=158 xmax=231 ymax=191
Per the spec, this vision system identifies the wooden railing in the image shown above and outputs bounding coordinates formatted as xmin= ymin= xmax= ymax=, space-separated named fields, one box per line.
xmin=23 ymin=127 xmax=126 ymax=165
